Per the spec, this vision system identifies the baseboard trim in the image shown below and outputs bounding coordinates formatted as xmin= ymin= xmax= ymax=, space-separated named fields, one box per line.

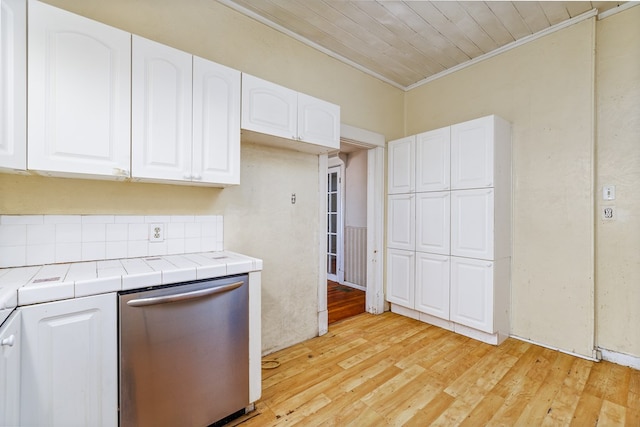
xmin=598 ymin=347 xmax=640 ymax=369
xmin=510 ymin=334 xmax=599 ymax=362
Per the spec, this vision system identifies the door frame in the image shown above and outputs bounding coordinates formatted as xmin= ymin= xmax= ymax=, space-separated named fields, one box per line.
xmin=327 ymin=159 xmax=345 ymax=283
xmin=318 ymin=124 xmax=386 ymax=335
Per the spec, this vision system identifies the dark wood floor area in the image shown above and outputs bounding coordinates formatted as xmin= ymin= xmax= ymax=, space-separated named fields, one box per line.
xmin=327 ymin=280 xmax=365 ymax=324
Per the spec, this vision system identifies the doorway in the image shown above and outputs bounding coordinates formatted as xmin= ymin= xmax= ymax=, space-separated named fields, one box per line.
xmin=317 ymin=124 xmax=386 ymax=335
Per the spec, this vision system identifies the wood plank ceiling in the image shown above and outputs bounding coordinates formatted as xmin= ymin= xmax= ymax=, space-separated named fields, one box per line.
xmin=218 ymin=1 xmax=628 ymax=90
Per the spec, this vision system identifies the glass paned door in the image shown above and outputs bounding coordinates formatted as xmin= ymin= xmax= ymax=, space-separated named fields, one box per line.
xmin=327 ymin=166 xmax=341 ymax=281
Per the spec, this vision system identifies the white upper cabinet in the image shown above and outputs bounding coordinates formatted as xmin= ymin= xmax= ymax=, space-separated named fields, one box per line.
xmin=19 ymin=293 xmax=117 ymax=427
xmin=416 ymin=191 xmax=450 ymax=255
xmin=27 ymin=0 xmax=131 ymax=179
xmin=416 ymin=127 xmax=450 ymax=192
xmin=0 ymin=0 xmax=26 ymax=172
xmin=192 ymin=56 xmax=241 ymax=185
xmin=387 ymin=193 xmax=415 ymax=251
xmin=387 ymin=135 xmax=415 ymax=194
xmin=451 ymin=188 xmax=494 ymax=260
xmin=297 ymin=92 xmax=340 ymax=150
xmin=132 ymin=35 xmax=193 ymax=182
xmin=0 ymin=310 xmax=21 ymax=427
xmin=241 ymin=73 xmax=340 ymax=153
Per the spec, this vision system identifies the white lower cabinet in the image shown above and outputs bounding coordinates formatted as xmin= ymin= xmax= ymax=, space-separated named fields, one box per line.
xmin=386 ymin=249 xmax=414 ymax=308
xmin=19 ymin=293 xmax=117 ymax=427
xmin=415 ymin=253 xmax=450 ymax=319
xmin=0 ymin=311 xmax=21 ymax=427
xmin=450 ymin=257 xmax=494 ymax=333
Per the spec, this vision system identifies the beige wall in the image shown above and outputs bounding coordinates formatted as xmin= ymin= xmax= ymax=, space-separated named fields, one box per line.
xmin=406 ymin=20 xmax=597 ymax=358
xmin=595 ymin=6 xmax=640 ymax=357
xmin=2 ymin=0 xmax=404 ymax=353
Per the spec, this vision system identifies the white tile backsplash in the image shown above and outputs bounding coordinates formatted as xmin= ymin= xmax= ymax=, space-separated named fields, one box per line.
xmin=0 ymin=215 xmax=223 ymax=268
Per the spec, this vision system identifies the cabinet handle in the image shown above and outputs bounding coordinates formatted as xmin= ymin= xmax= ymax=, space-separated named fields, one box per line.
xmin=1 ymin=335 xmax=15 ymax=347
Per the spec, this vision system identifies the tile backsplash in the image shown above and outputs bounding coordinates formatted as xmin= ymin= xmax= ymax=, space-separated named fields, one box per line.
xmin=0 ymin=215 xmax=224 ymax=268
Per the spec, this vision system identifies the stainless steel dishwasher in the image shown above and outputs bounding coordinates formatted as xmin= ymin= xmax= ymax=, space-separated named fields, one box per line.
xmin=119 ymin=274 xmax=249 ymax=427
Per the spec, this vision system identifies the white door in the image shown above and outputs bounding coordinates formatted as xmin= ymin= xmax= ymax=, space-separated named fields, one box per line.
xmin=387 ymin=193 xmax=415 ymax=251
xmin=327 ymin=165 xmax=343 ymax=282
xmin=0 ymin=0 xmax=26 ymax=171
xmin=451 ymin=116 xmax=494 ymax=190
xmin=0 ymin=310 xmax=21 ymax=427
xmin=386 ymin=248 xmax=415 ymax=309
xmin=20 ymin=293 xmax=117 ymax=427
xmin=451 ymin=188 xmax=494 ymax=260
xmin=28 ymin=0 xmax=131 ymax=178
xmin=297 ymin=92 xmax=340 ymax=150
xmin=415 ymin=253 xmax=450 ymax=320
xmin=416 ymin=127 xmax=450 ymax=192
xmin=132 ymin=35 xmax=193 ymax=182
xmin=387 ymin=136 xmax=415 ymax=194
xmin=450 ymin=257 xmax=494 ymax=333
xmin=192 ymin=56 xmax=241 ymax=185
xmin=416 ymin=191 xmax=450 ymax=255
xmin=241 ymin=73 xmax=297 ymax=140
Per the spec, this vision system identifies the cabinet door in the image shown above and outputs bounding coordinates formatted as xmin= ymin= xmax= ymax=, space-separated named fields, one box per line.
xmin=241 ymin=73 xmax=297 ymax=140
xmin=297 ymin=92 xmax=340 ymax=150
xmin=416 ymin=127 xmax=450 ymax=192
xmin=387 ymin=136 xmax=415 ymax=194
xmin=132 ymin=35 xmax=193 ymax=182
xmin=0 ymin=310 xmax=21 ymax=427
xmin=451 ymin=116 xmax=494 ymax=190
xmin=415 ymin=253 xmax=450 ymax=319
xmin=451 ymin=188 xmax=494 ymax=260
xmin=416 ymin=191 xmax=450 ymax=255
xmin=386 ymin=249 xmax=415 ymax=309
xmin=387 ymin=194 xmax=415 ymax=251
xmin=0 ymin=0 xmax=26 ymax=171
xmin=193 ymin=56 xmax=241 ymax=185
xmin=450 ymin=257 xmax=494 ymax=333
xmin=28 ymin=0 xmax=131 ymax=178
xmin=20 ymin=293 xmax=117 ymax=427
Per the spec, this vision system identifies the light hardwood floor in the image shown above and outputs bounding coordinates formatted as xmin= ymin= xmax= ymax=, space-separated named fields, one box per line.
xmin=231 ymin=312 xmax=639 ymax=426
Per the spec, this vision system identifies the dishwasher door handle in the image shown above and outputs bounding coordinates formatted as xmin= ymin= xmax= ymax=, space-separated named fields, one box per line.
xmin=126 ymin=281 xmax=244 ymax=307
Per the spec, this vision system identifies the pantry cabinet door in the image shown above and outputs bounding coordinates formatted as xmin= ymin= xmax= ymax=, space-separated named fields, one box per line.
xmin=415 ymin=253 xmax=450 ymax=320
xmin=241 ymin=74 xmax=297 ymax=141
xmin=386 ymin=249 xmax=415 ymax=309
xmin=0 ymin=0 xmax=26 ymax=171
xmin=193 ymin=56 xmax=241 ymax=185
xmin=387 ymin=194 xmax=415 ymax=251
xmin=451 ymin=116 xmax=494 ymax=190
xmin=20 ymin=293 xmax=117 ymax=427
xmin=450 ymin=257 xmax=494 ymax=333
xmin=0 ymin=311 xmax=21 ymax=427
xmin=28 ymin=0 xmax=131 ymax=179
xmin=416 ymin=127 xmax=450 ymax=192
xmin=416 ymin=191 xmax=450 ymax=255
xmin=297 ymin=92 xmax=340 ymax=150
xmin=451 ymin=189 xmax=494 ymax=260
xmin=132 ymin=35 xmax=193 ymax=182
xmin=387 ymin=136 xmax=415 ymax=194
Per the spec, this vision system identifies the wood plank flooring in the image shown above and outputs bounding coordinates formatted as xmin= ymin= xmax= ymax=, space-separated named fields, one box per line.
xmin=231 ymin=312 xmax=640 ymax=426
xmin=327 ymin=280 xmax=365 ymax=324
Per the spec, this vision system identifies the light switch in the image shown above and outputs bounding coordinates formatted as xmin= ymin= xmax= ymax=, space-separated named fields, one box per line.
xmin=603 ymin=185 xmax=616 ymax=201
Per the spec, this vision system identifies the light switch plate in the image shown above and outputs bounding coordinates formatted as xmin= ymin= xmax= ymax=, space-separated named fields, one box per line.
xmin=603 ymin=185 xmax=616 ymax=201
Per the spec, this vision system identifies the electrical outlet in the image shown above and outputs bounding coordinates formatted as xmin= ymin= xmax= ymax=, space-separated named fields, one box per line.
xmin=602 ymin=206 xmax=615 ymax=220
xmin=149 ymin=224 xmax=164 ymax=242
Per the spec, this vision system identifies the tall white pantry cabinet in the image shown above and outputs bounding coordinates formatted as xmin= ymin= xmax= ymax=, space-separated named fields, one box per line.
xmin=386 ymin=115 xmax=512 ymax=345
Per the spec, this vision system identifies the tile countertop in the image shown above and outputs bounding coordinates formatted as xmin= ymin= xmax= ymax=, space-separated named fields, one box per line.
xmin=0 ymin=251 xmax=263 ymax=325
